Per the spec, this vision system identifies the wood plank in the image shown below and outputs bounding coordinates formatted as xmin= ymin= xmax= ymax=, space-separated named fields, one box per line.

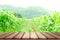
xmin=14 ymin=32 xmax=24 ymax=38
xmin=41 ymin=32 xmax=55 ymax=38
xmin=52 ymin=32 xmax=60 ymax=36
xmin=0 ymin=33 xmax=5 ymax=34
xmin=5 ymin=32 xmax=18 ymax=38
xmin=0 ymin=32 xmax=13 ymax=38
xmin=0 ymin=33 xmax=7 ymax=36
xmin=0 ymin=32 xmax=8 ymax=34
xmin=22 ymin=32 xmax=29 ymax=38
xmin=30 ymin=32 xmax=38 ymax=39
xmin=0 ymin=32 xmax=60 ymax=40
xmin=47 ymin=32 xmax=60 ymax=38
xmin=36 ymin=32 xmax=46 ymax=38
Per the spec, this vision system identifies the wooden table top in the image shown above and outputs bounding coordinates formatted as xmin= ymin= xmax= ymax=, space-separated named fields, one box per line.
xmin=0 ymin=32 xmax=60 ymax=40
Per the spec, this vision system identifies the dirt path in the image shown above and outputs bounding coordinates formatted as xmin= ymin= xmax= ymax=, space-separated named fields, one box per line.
xmin=28 ymin=19 xmax=36 ymax=32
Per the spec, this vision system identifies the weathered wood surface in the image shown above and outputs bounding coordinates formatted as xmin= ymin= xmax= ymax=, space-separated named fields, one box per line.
xmin=0 ymin=32 xmax=60 ymax=40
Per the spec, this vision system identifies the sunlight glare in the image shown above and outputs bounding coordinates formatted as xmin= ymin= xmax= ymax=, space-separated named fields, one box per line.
xmin=0 ymin=0 xmax=60 ymax=10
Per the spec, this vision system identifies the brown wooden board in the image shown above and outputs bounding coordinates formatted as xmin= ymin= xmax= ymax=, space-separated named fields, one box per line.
xmin=14 ymin=32 xmax=24 ymax=38
xmin=41 ymin=32 xmax=55 ymax=38
xmin=52 ymin=32 xmax=60 ymax=36
xmin=0 ymin=32 xmax=13 ymax=38
xmin=5 ymin=32 xmax=18 ymax=38
xmin=22 ymin=32 xmax=29 ymax=38
xmin=0 ymin=32 xmax=60 ymax=40
xmin=30 ymin=32 xmax=38 ymax=39
xmin=47 ymin=32 xmax=60 ymax=39
xmin=36 ymin=32 xmax=46 ymax=38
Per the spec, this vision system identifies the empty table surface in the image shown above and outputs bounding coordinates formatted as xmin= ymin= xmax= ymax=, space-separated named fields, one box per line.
xmin=0 ymin=32 xmax=60 ymax=40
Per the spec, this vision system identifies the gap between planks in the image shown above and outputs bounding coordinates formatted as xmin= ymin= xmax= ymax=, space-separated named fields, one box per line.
xmin=0 ymin=32 xmax=60 ymax=39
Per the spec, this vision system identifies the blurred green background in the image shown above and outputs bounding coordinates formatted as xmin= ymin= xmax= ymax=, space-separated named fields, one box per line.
xmin=0 ymin=5 xmax=60 ymax=32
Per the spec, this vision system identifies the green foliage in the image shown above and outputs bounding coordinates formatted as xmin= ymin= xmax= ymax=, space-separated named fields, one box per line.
xmin=32 ymin=11 xmax=60 ymax=32
xmin=0 ymin=10 xmax=18 ymax=32
xmin=0 ymin=9 xmax=60 ymax=32
xmin=0 ymin=10 xmax=31 ymax=32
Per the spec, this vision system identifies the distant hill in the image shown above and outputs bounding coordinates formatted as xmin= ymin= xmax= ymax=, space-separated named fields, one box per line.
xmin=0 ymin=5 xmax=50 ymax=19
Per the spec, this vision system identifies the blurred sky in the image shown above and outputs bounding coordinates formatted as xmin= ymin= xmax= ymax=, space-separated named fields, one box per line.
xmin=0 ymin=0 xmax=60 ymax=10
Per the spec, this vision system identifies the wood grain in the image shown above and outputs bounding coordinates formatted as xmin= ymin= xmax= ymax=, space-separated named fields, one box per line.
xmin=0 ymin=32 xmax=60 ymax=40
xmin=5 ymin=32 xmax=18 ymax=38
xmin=14 ymin=32 xmax=24 ymax=38
xmin=41 ymin=32 xmax=55 ymax=38
xmin=22 ymin=32 xmax=29 ymax=38
xmin=47 ymin=32 xmax=60 ymax=38
xmin=36 ymin=32 xmax=46 ymax=38
xmin=0 ymin=32 xmax=13 ymax=38
xmin=30 ymin=32 xmax=38 ymax=39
